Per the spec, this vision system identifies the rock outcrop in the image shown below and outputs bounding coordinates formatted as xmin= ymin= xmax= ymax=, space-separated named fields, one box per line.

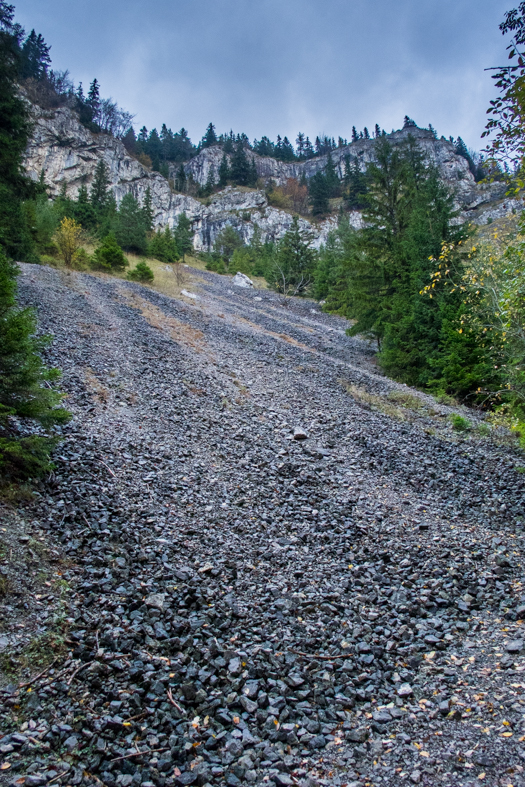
xmin=182 ymin=128 xmax=506 ymax=219
xmin=23 ymin=103 xmax=511 ymax=255
xmin=23 ymin=104 xmax=336 ymax=250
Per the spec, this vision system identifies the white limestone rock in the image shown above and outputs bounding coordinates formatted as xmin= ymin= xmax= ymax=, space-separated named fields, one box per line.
xmin=232 ymin=272 xmax=254 ymax=288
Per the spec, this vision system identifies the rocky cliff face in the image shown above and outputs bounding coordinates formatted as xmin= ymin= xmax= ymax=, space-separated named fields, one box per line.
xmin=24 ymin=103 xmax=510 ymax=256
xmin=24 ymin=104 xmax=335 ymax=249
xmin=183 ymin=127 xmax=506 ymax=219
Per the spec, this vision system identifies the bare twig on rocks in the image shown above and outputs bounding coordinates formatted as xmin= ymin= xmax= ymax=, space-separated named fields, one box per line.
xmin=18 ymin=658 xmax=58 ymax=689
xmin=167 ymin=687 xmax=186 ymax=714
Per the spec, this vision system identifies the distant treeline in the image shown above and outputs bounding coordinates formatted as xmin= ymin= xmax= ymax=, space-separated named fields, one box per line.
xmin=10 ymin=7 xmax=489 ymax=186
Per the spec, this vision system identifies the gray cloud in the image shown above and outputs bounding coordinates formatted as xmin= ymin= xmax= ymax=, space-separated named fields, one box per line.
xmin=15 ymin=0 xmax=511 ymax=150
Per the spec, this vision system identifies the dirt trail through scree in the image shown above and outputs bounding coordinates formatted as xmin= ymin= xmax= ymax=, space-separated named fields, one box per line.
xmin=1 ymin=263 xmax=524 ymax=787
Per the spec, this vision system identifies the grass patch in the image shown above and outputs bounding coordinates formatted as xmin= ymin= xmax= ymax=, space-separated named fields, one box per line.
xmin=341 ymin=382 xmax=408 ymax=421
xmin=450 ymin=414 xmax=471 ymax=432
xmin=386 ymin=390 xmax=424 ymax=410
xmin=0 ymin=628 xmax=68 ymax=679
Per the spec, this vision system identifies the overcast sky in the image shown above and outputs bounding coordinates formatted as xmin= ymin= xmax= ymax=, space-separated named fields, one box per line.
xmin=14 ymin=0 xmax=512 ymax=151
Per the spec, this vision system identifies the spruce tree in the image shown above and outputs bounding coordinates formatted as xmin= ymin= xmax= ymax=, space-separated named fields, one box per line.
xmin=218 ymin=153 xmax=230 ymax=187
xmin=91 ymin=232 xmax=128 ymax=271
xmin=213 ymin=225 xmax=243 ymax=267
xmin=267 ymin=216 xmax=316 ymax=296
xmin=0 ymin=6 xmax=37 ymax=260
xmin=141 ymin=187 xmax=154 ymax=233
xmin=90 ymin=160 xmax=111 ymax=216
xmin=309 ymin=172 xmax=330 ymax=215
xmin=324 ymin=152 xmax=340 ymax=197
xmin=0 ymin=7 xmax=70 ymax=478
xmin=0 ymin=250 xmax=70 ymax=478
xmin=114 ymin=193 xmax=147 ymax=253
xmin=202 ymin=166 xmax=216 ymax=196
xmin=87 ymin=78 xmax=100 ymax=125
xmin=174 ymin=212 xmax=193 ymax=261
xmin=73 ymin=184 xmax=97 ymax=230
xmin=148 ymin=226 xmax=179 ymax=262
xmin=230 ymin=142 xmax=250 ymax=185
xmin=176 ymin=164 xmax=187 ymax=192
xmin=202 ymin=122 xmax=217 ymax=148
xmin=19 ymin=29 xmax=51 ymax=79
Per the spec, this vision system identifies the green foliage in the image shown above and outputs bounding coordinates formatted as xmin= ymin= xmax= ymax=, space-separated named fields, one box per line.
xmin=0 ymin=14 xmax=38 ymax=261
xmin=114 ymin=192 xmax=148 ymax=253
xmin=230 ymin=247 xmax=254 ymax=275
xmin=450 ymin=414 xmax=471 ymax=432
xmin=173 ymin=212 xmax=193 ymax=261
xmin=482 ymin=4 xmax=525 ymax=177
xmin=148 ymin=226 xmax=179 ymax=262
xmin=0 ymin=433 xmax=59 ymax=480
xmin=128 ymin=260 xmax=154 ymax=282
xmin=0 ymin=251 xmax=70 ymax=479
xmin=230 ymin=142 xmax=250 ymax=186
xmin=213 ymin=225 xmax=244 ymax=266
xmin=218 ymin=154 xmax=229 ymax=187
xmin=309 ymin=171 xmax=330 ymax=216
xmin=91 ymin=233 xmax=128 ymax=271
xmin=266 ymin=216 xmax=316 ymax=296
xmin=205 ymin=257 xmax=227 ymax=274
xmin=343 ymin=156 xmax=369 ymax=209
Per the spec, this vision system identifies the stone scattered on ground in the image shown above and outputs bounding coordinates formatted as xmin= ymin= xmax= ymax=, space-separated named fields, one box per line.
xmin=1 ymin=263 xmax=524 ymax=787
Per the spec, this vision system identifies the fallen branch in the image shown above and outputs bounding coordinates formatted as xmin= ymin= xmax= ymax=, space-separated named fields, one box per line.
xmin=289 ymin=649 xmax=353 ymax=661
xmin=167 ymin=688 xmax=186 ymax=714
xmin=110 ymin=746 xmax=168 ymax=763
xmin=18 ymin=659 xmax=58 ymax=689
xmin=67 ymin=660 xmax=93 ymax=686
xmin=99 ymin=459 xmax=116 ymax=477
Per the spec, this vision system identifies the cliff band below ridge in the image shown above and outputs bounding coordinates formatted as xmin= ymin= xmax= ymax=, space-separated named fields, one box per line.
xmin=24 ymin=103 xmax=517 ymax=253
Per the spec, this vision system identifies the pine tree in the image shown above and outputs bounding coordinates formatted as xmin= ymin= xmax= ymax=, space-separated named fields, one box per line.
xmin=375 ymin=124 xmax=381 ymax=138
xmin=91 ymin=233 xmax=128 ymax=271
xmin=174 ymin=212 xmax=193 ymax=261
xmin=19 ymin=29 xmax=51 ymax=79
xmin=175 ymin=164 xmax=187 ymax=192
xmin=148 ymin=226 xmax=179 ymax=262
xmin=141 ymin=187 xmax=154 ymax=233
xmin=230 ymin=142 xmax=250 ymax=185
xmin=363 ymin=127 xmax=370 ymax=139
xmin=73 ymin=184 xmax=97 ymax=229
xmin=218 ymin=153 xmax=230 ymax=187
xmin=351 ymin=126 xmax=358 ymax=142
xmin=87 ymin=78 xmax=100 ymax=125
xmin=267 ymin=216 xmax=316 ymax=296
xmin=202 ymin=165 xmax=216 ymax=196
xmin=202 ymin=122 xmax=217 ymax=148
xmin=114 ymin=193 xmax=147 ymax=253
xmin=0 ymin=7 xmax=36 ymax=260
xmin=248 ymin=158 xmax=258 ymax=187
xmin=309 ymin=172 xmax=330 ymax=215
xmin=324 ymin=152 xmax=340 ymax=197
xmin=90 ymin=160 xmax=111 ymax=215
